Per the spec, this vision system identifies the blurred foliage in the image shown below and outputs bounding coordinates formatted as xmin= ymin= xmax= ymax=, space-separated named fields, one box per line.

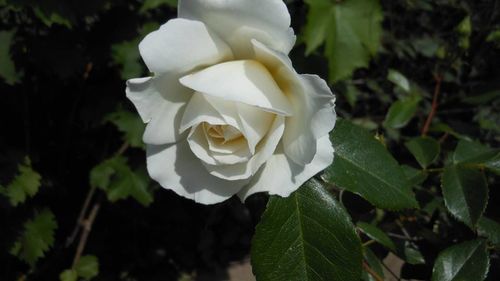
xmin=1 ymin=0 xmax=499 ymax=280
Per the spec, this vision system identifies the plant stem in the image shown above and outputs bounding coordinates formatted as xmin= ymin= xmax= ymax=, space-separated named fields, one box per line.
xmin=72 ymin=203 xmax=100 ymax=267
xmin=422 ymin=74 xmax=443 ymax=136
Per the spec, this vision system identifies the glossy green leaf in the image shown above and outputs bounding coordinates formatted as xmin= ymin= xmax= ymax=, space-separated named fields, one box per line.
xmin=105 ymin=109 xmax=145 ymax=149
xmin=431 ymin=240 xmax=489 ymax=281
xmin=405 ymin=137 xmax=440 ymax=168
xmin=478 ymin=217 xmax=500 ymax=247
xmin=10 ymin=209 xmax=58 ymax=266
xmin=251 ymin=180 xmax=362 ymax=281
xmin=441 ymin=165 xmax=488 ymax=229
xmin=387 ymin=69 xmax=411 ymax=92
xmin=140 ymin=0 xmax=177 ymax=13
xmin=60 ymin=270 xmax=78 ymax=281
xmin=0 ymin=30 xmax=20 ymax=85
xmin=326 ymin=119 xmax=418 ymax=210
xmin=383 ymin=95 xmax=422 ymax=129
xmin=357 ymin=222 xmax=396 ymax=251
xmin=75 ymin=255 xmax=99 ymax=280
xmin=452 ymin=140 xmax=500 ymax=175
xmin=404 ymin=242 xmax=425 ymax=265
xmin=303 ymin=0 xmax=382 ymax=82
xmin=90 ymin=157 xmax=153 ymax=206
xmin=1 ymin=158 xmax=41 ymax=206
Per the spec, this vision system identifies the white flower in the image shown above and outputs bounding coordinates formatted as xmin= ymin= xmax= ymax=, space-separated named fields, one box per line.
xmin=126 ymin=0 xmax=336 ymax=204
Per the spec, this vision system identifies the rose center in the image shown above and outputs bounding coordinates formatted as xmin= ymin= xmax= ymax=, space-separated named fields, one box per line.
xmin=204 ymin=123 xmax=243 ymax=144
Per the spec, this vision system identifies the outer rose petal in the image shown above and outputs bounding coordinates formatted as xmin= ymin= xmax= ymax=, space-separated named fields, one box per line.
xmin=178 ymin=0 xmax=296 ymax=57
xmin=139 ymin=18 xmax=232 ymax=75
xmin=126 ymin=75 xmax=191 ymax=145
xmin=249 ymin=40 xmax=336 ymax=165
xmin=237 ymin=135 xmax=334 ymax=200
xmin=147 ymin=142 xmax=248 ymax=204
xmin=282 ymin=74 xmax=336 ymax=165
xmin=179 ymin=60 xmax=293 ymax=116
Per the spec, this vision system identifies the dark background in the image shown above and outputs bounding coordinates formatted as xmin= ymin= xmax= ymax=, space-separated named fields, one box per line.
xmin=1 ymin=0 xmax=499 ymax=280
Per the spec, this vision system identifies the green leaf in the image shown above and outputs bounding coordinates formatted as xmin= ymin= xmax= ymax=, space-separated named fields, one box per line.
xmin=431 ymin=240 xmax=489 ymax=281
xmin=387 ymin=69 xmax=411 ymax=93
xmin=90 ymin=156 xmax=153 ymax=206
xmin=357 ymin=222 xmax=396 ymax=251
xmin=105 ymin=109 xmax=145 ymax=149
xmin=325 ymin=119 xmax=418 ymax=210
xmin=11 ymin=209 xmax=58 ymax=266
xmin=441 ymin=165 xmax=488 ymax=229
xmin=140 ymin=0 xmax=177 ymax=13
xmin=478 ymin=217 xmax=500 ymax=247
xmin=453 ymin=140 xmax=499 ymax=165
xmin=1 ymin=158 xmax=42 ymax=206
xmin=60 ymin=270 xmax=78 ymax=281
xmin=75 ymin=255 xmax=99 ymax=280
xmin=456 ymin=16 xmax=471 ymax=49
xmin=362 ymin=248 xmax=384 ymax=281
xmin=383 ymin=95 xmax=422 ymax=129
xmin=401 ymin=165 xmax=428 ymax=187
xmin=405 ymin=137 xmax=440 ymax=168
xmin=251 ymin=180 xmax=362 ymax=281
xmin=111 ymin=23 xmax=159 ymax=80
xmin=33 ymin=7 xmax=72 ymax=28
xmin=0 ymin=30 xmax=20 ymax=85
xmin=403 ymin=242 xmax=425 ymax=265
xmin=303 ymin=0 xmax=382 ymax=82
xmin=452 ymin=140 xmax=500 ymax=175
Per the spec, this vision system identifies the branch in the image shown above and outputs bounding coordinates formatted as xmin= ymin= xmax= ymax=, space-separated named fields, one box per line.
xmin=66 ymin=186 xmax=97 ymax=247
xmin=421 ymin=74 xmax=443 ymax=136
xmin=72 ymin=203 xmax=100 ymax=268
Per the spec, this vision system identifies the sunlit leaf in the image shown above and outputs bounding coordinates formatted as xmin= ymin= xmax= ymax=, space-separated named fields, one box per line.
xmin=251 ymin=180 xmax=362 ymax=281
xmin=75 ymin=255 xmax=99 ymax=280
xmin=1 ymin=157 xmax=41 ymax=206
xmin=60 ymin=270 xmax=78 ymax=281
xmin=90 ymin=156 xmax=153 ymax=206
xmin=10 ymin=209 xmax=58 ymax=266
xmin=105 ymin=109 xmax=145 ymax=149
xmin=387 ymin=69 xmax=411 ymax=93
xmin=303 ymin=0 xmax=382 ymax=82
xmin=326 ymin=120 xmax=418 ymax=210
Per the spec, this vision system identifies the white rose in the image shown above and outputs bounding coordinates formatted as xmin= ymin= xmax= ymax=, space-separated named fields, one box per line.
xmin=126 ymin=0 xmax=336 ymax=204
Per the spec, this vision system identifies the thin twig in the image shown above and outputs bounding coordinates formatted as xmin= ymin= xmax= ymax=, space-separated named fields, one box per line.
xmin=388 ymin=232 xmax=415 ymax=241
xmin=382 ymin=260 xmax=401 ymax=281
xmin=72 ymin=203 xmax=100 ymax=268
xmin=421 ymin=74 xmax=443 ymax=136
xmin=66 ymin=186 xmax=97 ymax=247
xmin=115 ymin=142 xmax=130 ymax=157
xmin=363 ymin=261 xmax=384 ymax=281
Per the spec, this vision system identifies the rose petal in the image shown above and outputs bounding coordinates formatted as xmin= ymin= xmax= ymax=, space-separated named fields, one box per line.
xmin=126 ymin=75 xmax=192 ymax=145
xmin=237 ymin=135 xmax=334 ymax=200
xmin=236 ymin=103 xmax=275 ymax=153
xmin=138 ymin=74 xmax=192 ymax=145
xmin=147 ymin=142 xmax=248 ymax=204
xmin=187 ymin=124 xmax=251 ymax=165
xmin=179 ymin=60 xmax=293 ymax=116
xmin=178 ymin=0 xmax=296 ymax=57
xmin=139 ymin=18 xmax=232 ymax=75
xmin=203 ymin=115 xmax=285 ymax=181
xmin=282 ymin=74 xmax=336 ymax=164
xmin=180 ymin=92 xmax=226 ymax=132
xmin=126 ymin=77 xmax=163 ymax=123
